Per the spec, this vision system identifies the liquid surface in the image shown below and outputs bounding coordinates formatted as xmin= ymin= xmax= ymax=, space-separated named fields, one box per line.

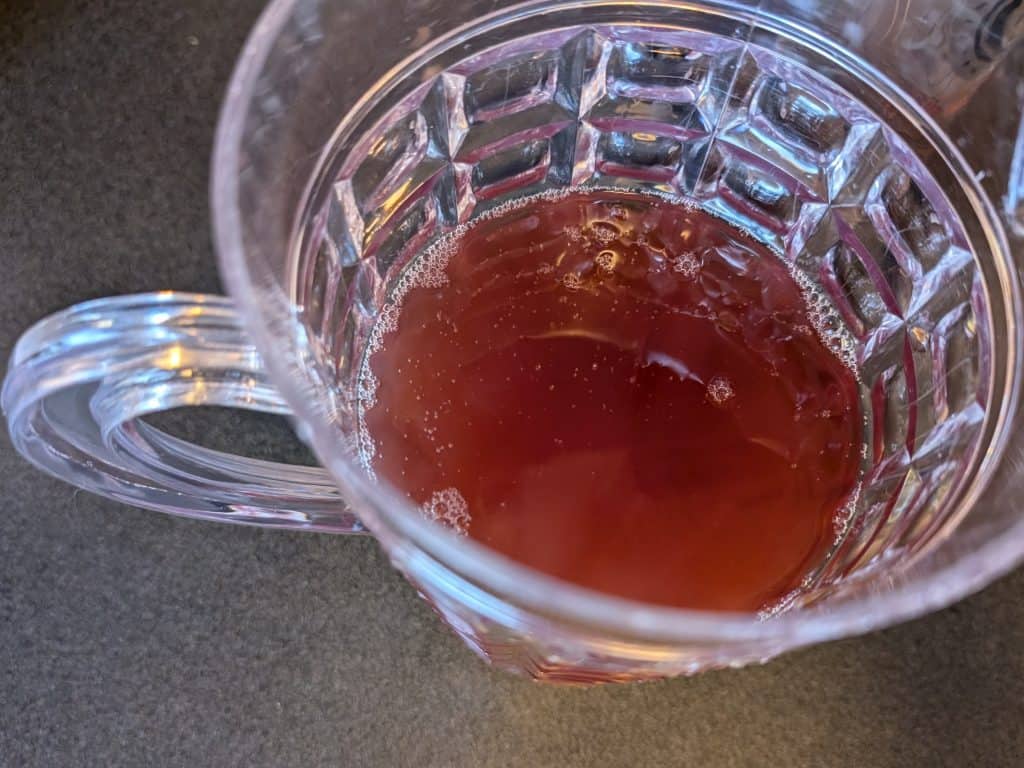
xmin=360 ymin=190 xmax=862 ymax=611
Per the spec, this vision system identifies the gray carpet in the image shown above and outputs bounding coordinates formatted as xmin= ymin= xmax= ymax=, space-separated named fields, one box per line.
xmin=2 ymin=1 xmax=1024 ymax=765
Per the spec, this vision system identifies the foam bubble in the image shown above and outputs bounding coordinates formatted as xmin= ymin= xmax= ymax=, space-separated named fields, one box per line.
xmin=422 ymin=487 xmax=471 ymax=535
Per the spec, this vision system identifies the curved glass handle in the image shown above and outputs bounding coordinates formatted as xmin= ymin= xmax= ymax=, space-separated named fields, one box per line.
xmin=2 ymin=292 xmax=363 ymax=533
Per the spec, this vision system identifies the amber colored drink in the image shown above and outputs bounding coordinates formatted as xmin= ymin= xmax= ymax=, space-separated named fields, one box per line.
xmin=359 ymin=190 xmax=862 ymax=611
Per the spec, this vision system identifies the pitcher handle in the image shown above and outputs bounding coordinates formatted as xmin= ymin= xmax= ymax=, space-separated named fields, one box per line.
xmin=2 ymin=292 xmax=363 ymax=532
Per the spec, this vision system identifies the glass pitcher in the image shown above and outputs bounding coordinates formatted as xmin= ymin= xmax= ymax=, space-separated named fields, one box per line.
xmin=5 ymin=0 xmax=1024 ymax=683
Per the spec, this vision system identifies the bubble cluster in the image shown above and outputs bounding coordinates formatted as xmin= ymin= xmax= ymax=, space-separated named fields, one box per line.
xmin=789 ymin=266 xmax=859 ymax=375
xmin=757 ymin=587 xmax=803 ymax=620
xmin=706 ymin=375 xmax=735 ymax=405
xmin=832 ymin=481 xmax=862 ymax=538
xmin=758 ymin=478 xmax=864 ymax=620
xmin=422 ymin=487 xmax=471 ymax=535
xmin=562 ymin=272 xmax=583 ymax=291
xmin=595 ymin=250 xmax=616 ymax=273
xmin=671 ymin=251 xmax=700 ymax=279
xmin=355 ymin=363 xmax=380 ymax=473
xmin=590 ymin=221 xmax=618 ymax=244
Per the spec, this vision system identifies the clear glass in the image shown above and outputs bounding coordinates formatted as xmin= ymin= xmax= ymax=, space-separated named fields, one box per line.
xmin=4 ymin=0 xmax=1024 ymax=682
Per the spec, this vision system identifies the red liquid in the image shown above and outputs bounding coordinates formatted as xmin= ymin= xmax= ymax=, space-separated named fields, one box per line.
xmin=361 ymin=190 xmax=861 ymax=611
